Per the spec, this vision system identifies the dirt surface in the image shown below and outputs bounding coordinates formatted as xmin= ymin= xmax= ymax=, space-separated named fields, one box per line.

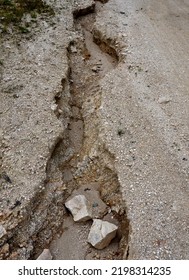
xmin=0 ymin=0 xmax=189 ymax=260
xmin=0 ymin=0 xmax=74 ymax=259
xmin=95 ymin=0 xmax=189 ymax=259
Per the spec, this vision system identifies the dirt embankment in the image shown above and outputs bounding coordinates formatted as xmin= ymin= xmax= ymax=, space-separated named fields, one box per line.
xmin=0 ymin=0 xmax=74 ymax=259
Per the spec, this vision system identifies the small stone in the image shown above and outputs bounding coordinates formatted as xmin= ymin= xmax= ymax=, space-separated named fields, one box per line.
xmin=65 ymin=195 xmax=92 ymax=222
xmin=70 ymin=45 xmax=77 ymax=53
xmin=88 ymin=219 xmax=118 ymax=249
xmin=37 ymin=249 xmax=52 ymax=260
xmin=0 ymin=224 xmax=7 ymax=238
xmin=158 ymin=96 xmax=171 ymax=104
xmin=92 ymin=66 xmax=98 ymax=72
xmin=58 ymin=109 xmax=63 ymax=114
xmin=72 ymin=184 xmax=108 ymax=218
xmin=51 ymin=103 xmax=58 ymax=111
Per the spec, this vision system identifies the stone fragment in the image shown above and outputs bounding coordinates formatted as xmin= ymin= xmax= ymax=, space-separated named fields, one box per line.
xmin=65 ymin=195 xmax=92 ymax=222
xmin=0 ymin=224 xmax=7 ymax=238
xmin=88 ymin=219 xmax=118 ymax=249
xmin=158 ymin=96 xmax=171 ymax=104
xmin=72 ymin=184 xmax=108 ymax=219
xmin=51 ymin=103 xmax=58 ymax=111
xmin=37 ymin=249 xmax=52 ymax=260
xmin=70 ymin=45 xmax=78 ymax=53
xmin=92 ymin=66 xmax=98 ymax=72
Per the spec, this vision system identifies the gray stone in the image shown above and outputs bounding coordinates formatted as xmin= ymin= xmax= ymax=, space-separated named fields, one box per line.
xmin=92 ymin=66 xmax=98 ymax=72
xmin=0 ymin=225 xmax=6 ymax=239
xmin=88 ymin=219 xmax=118 ymax=249
xmin=70 ymin=45 xmax=78 ymax=53
xmin=65 ymin=195 xmax=92 ymax=222
xmin=50 ymin=103 xmax=58 ymax=112
xmin=71 ymin=184 xmax=108 ymax=219
xmin=37 ymin=249 xmax=52 ymax=260
xmin=158 ymin=96 xmax=171 ymax=104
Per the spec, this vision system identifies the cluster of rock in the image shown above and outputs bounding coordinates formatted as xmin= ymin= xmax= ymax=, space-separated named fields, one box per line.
xmin=36 ymin=187 xmax=118 ymax=259
xmin=65 ymin=187 xmax=118 ymax=250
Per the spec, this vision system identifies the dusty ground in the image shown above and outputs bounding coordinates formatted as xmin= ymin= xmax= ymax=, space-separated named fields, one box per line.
xmin=96 ymin=0 xmax=189 ymax=259
xmin=0 ymin=0 xmax=74 ymax=259
xmin=0 ymin=0 xmax=189 ymax=259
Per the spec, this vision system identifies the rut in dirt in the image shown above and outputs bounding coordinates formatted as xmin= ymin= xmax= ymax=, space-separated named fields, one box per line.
xmin=32 ymin=0 xmax=130 ymax=260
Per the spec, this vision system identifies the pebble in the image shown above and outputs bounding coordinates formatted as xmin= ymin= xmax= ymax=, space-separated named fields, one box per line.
xmin=158 ymin=96 xmax=171 ymax=104
xmin=92 ymin=66 xmax=98 ymax=72
xmin=70 ymin=45 xmax=78 ymax=53
xmin=51 ymin=103 xmax=58 ymax=111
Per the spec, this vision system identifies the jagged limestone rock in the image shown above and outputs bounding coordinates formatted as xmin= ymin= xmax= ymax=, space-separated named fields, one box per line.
xmin=88 ymin=219 xmax=118 ymax=249
xmin=37 ymin=249 xmax=52 ymax=260
xmin=65 ymin=195 xmax=92 ymax=222
xmin=72 ymin=184 xmax=108 ymax=219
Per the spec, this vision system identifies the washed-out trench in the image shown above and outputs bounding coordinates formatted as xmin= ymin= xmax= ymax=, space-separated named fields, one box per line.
xmin=32 ymin=1 xmax=130 ymax=260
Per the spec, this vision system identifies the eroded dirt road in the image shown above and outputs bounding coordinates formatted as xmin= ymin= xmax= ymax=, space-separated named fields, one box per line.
xmin=0 ymin=0 xmax=189 ymax=260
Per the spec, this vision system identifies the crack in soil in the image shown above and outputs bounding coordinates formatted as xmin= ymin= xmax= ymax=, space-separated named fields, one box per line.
xmin=39 ymin=1 xmax=130 ymax=260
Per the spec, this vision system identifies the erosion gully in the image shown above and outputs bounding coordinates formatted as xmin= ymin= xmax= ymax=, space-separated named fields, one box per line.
xmin=32 ymin=1 xmax=130 ymax=260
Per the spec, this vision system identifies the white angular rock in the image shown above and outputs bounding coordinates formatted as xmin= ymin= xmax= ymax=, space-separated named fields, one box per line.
xmin=0 ymin=225 xmax=6 ymax=239
xmin=37 ymin=249 xmax=52 ymax=260
xmin=65 ymin=195 xmax=92 ymax=222
xmin=72 ymin=184 xmax=108 ymax=219
xmin=88 ymin=219 xmax=118 ymax=249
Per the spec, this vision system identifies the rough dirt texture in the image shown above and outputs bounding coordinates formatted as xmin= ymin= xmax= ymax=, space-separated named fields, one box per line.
xmin=0 ymin=0 xmax=189 ymax=260
xmin=96 ymin=0 xmax=189 ymax=259
xmin=0 ymin=0 xmax=74 ymax=259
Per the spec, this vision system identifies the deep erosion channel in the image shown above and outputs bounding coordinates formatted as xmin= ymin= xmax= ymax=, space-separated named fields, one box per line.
xmin=34 ymin=2 xmax=130 ymax=260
